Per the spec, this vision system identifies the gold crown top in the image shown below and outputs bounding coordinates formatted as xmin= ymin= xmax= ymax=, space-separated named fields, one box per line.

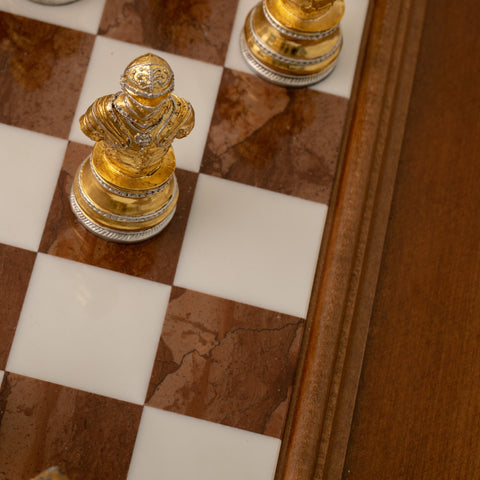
xmin=120 ymin=53 xmax=174 ymax=99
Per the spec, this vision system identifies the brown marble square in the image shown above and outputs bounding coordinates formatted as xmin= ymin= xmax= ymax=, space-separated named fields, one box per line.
xmin=0 ymin=13 xmax=95 ymax=139
xmin=39 ymin=142 xmax=198 ymax=285
xmin=145 ymin=287 xmax=305 ymax=438
xmin=201 ymin=68 xmax=349 ymax=204
xmin=0 ymin=244 xmax=36 ymax=370
xmin=0 ymin=373 xmax=142 ymax=480
xmin=99 ymin=0 xmax=239 ymax=65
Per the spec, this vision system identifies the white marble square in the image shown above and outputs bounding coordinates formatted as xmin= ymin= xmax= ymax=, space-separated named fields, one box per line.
xmin=225 ymin=0 xmax=369 ymax=98
xmin=175 ymin=175 xmax=327 ymax=318
xmin=0 ymin=0 xmax=107 ymax=34
xmin=225 ymin=0 xmax=258 ymax=72
xmin=128 ymin=407 xmax=281 ymax=480
xmin=0 ymin=124 xmax=66 ymax=252
xmin=69 ymin=36 xmax=223 ymax=173
xmin=312 ymin=0 xmax=369 ymax=98
xmin=6 ymin=254 xmax=170 ymax=404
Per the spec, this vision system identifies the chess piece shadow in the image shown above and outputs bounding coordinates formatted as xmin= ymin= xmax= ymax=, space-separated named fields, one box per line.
xmin=241 ymin=0 xmax=345 ymax=87
xmin=70 ymin=53 xmax=194 ymax=243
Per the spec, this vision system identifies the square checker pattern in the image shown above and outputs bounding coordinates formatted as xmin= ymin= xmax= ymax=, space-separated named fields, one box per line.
xmin=146 ymin=287 xmax=305 ymax=438
xmin=7 ymin=253 xmax=171 ymax=405
xmin=0 ymin=124 xmax=66 ymax=251
xmin=0 ymin=1 xmax=369 ymax=479
xmin=127 ymin=407 xmax=280 ymax=480
xmin=175 ymin=174 xmax=327 ymax=318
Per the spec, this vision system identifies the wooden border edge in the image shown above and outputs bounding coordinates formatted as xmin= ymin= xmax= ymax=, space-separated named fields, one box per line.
xmin=275 ymin=0 xmax=430 ymax=479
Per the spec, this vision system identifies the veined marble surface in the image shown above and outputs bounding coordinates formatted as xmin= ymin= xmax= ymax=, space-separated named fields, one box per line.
xmin=0 ymin=1 xmax=369 ymax=478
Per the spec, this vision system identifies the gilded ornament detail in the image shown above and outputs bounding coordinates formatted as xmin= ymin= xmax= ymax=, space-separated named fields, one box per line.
xmin=241 ymin=0 xmax=345 ymax=87
xmin=70 ymin=53 xmax=194 ymax=243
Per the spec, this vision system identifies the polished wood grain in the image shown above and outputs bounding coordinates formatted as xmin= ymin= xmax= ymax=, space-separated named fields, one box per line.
xmin=343 ymin=0 xmax=480 ymax=478
xmin=276 ymin=0 xmax=430 ymax=478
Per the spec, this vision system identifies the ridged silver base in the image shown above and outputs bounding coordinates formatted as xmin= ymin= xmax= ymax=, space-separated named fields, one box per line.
xmin=70 ymin=191 xmax=176 ymax=244
xmin=240 ymin=32 xmax=337 ymax=88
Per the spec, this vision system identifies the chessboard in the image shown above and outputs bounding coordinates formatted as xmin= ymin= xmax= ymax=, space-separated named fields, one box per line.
xmin=0 ymin=0 xmax=373 ymax=479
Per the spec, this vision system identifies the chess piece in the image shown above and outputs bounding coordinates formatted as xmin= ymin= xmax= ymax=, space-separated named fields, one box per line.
xmin=241 ymin=0 xmax=344 ymax=87
xmin=31 ymin=467 xmax=69 ymax=480
xmin=70 ymin=53 xmax=194 ymax=243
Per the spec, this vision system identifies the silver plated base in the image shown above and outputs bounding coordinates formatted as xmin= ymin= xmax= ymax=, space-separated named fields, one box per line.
xmin=70 ymin=191 xmax=176 ymax=244
xmin=28 ymin=0 xmax=80 ymax=5
xmin=240 ymin=32 xmax=337 ymax=88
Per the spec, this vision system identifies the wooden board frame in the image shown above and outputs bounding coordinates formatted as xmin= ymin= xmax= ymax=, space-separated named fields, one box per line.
xmin=275 ymin=0 xmax=430 ymax=478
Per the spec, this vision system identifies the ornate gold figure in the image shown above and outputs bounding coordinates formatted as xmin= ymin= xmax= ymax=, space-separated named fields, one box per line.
xmin=241 ymin=0 xmax=345 ymax=87
xmin=70 ymin=53 xmax=194 ymax=243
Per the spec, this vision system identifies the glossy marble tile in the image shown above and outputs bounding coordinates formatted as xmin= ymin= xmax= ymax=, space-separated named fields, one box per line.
xmin=39 ymin=142 xmax=198 ymax=285
xmin=146 ymin=287 xmax=304 ymax=438
xmin=0 ymin=12 xmax=95 ymax=138
xmin=175 ymin=174 xmax=327 ymax=318
xmin=0 ymin=1 xmax=373 ymax=478
xmin=0 ymin=0 xmax=107 ymax=34
xmin=69 ymin=35 xmax=223 ymax=172
xmin=224 ymin=0 xmax=256 ymax=73
xmin=0 ymin=372 xmax=142 ymax=480
xmin=225 ymin=0 xmax=369 ymax=98
xmin=128 ymin=407 xmax=281 ymax=480
xmin=311 ymin=0 xmax=369 ymax=97
xmin=7 ymin=253 xmax=171 ymax=404
xmin=201 ymin=68 xmax=348 ymax=203
xmin=0 ymin=244 xmax=36 ymax=370
xmin=100 ymin=0 xmax=240 ymax=65
xmin=0 ymin=124 xmax=66 ymax=251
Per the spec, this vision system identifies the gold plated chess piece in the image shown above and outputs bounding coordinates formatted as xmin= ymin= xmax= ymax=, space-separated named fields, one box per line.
xmin=241 ymin=0 xmax=345 ymax=87
xmin=70 ymin=53 xmax=194 ymax=243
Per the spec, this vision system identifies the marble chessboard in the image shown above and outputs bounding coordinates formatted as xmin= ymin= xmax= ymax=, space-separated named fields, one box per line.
xmin=0 ymin=0 xmax=369 ymax=478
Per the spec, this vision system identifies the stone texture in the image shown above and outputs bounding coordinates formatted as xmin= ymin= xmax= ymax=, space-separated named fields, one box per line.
xmin=146 ymin=287 xmax=305 ymax=438
xmin=0 ymin=373 xmax=142 ymax=480
xmin=201 ymin=68 xmax=349 ymax=204
xmin=99 ymin=0 xmax=239 ymax=65
xmin=39 ymin=142 xmax=198 ymax=285
xmin=0 ymin=13 xmax=94 ymax=138
xmin=0 ymin=244 xmax=36 ymax=370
